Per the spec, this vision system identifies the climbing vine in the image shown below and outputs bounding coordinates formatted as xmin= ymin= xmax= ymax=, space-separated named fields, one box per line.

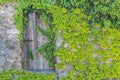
xmin=36 ymin=24 xmax=55 ymax=66
xmin=0 ymin=70 xmax=56 ymax=80
xmin=0 ymin=0 xmax=120 ymax=80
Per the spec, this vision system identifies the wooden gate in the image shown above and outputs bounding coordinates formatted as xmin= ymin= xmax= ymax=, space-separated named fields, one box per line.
xmin=22 ymin=12 xmax=54 ymax=71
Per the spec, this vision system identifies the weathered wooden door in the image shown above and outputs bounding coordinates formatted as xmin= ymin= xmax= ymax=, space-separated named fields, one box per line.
xmin=22 ymin=12 xmax=54 ymax=71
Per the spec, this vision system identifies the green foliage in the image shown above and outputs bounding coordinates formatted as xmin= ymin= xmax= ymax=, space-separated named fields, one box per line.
xmin=0 ymin=0 xmax=120 ymax=80
xmin=0 ymin=70 xmax=56 ymax=80
xmin=48 ymin=1 xmax=120 ymax=80
xmin=57 ymin=27 xmax=120 ymax=80
xmin=57 ymin=0 xmax=120 ymax=29
xmin=0 ymin=0 xmax=16 ymax=5
xmin=36 ymin=26 xmax=51 ymax=40
xmin=36 ymin=24 xmax=55 ymax=66
xmin=27 ymin=48 xmax=34 ymax=60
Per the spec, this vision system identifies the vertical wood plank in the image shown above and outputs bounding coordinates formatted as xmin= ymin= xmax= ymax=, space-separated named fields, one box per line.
xmin=23 ymin=12 xmax=54 ymax=71
xmin=28 ymin=12 xmax=36 ymax=70
xmin=22 ymin=28 xmax=28 ymax=69
xmin=36 ymin=14 xmax=44 ymax=70
xmin=28 ymin=12 xmax=33 ymax=69
xmin=36 ymin=14 xmax=51 ymax=70
xmin=43 ymin=57 xmax=50 ymax=70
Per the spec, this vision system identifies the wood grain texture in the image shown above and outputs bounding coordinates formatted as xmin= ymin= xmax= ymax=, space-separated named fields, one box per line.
xmin=22 ymin=12 xmax=54 ymax=70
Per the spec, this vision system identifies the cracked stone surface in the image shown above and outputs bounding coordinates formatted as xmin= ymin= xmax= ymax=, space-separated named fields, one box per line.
xmin=0 ymin=3 xmax=21 ymax=71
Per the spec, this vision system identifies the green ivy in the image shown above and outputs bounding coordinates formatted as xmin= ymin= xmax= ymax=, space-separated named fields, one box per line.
xmin=27 ymin=48 xmax=34 ymax=60
xmin=0 ymin=70 xmax=56 ymax=80
xmin=0 ymin=0 xmax=120 ymax=80
xmin=36 ymin=25 xmax=55 ymax=66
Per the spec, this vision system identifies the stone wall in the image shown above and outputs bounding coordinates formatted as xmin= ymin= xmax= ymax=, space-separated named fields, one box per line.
xmin=0 ymin=3 xmax=68 ymax=78
xmin=0 ymin=3 xmax=21 ymax=71
xmin=56 ymin=35 xmax=71 ymax=78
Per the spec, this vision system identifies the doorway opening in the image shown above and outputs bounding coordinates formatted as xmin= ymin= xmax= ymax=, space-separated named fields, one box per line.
xmin=22 ymin=11 xmax=55 ymax=73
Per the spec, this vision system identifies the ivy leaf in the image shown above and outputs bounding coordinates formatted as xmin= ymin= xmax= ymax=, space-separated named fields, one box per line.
xmin=36 ymin=43 xmax=49 ymax=54
xmin=27 ymin=48 xmax=34 ymax=60
xmin=36 ymin=25 xmax=51 ymax=39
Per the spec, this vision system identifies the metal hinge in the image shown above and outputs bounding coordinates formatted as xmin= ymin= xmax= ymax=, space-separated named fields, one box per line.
xmin=23 ymin=39 xmax=33 ymax=42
